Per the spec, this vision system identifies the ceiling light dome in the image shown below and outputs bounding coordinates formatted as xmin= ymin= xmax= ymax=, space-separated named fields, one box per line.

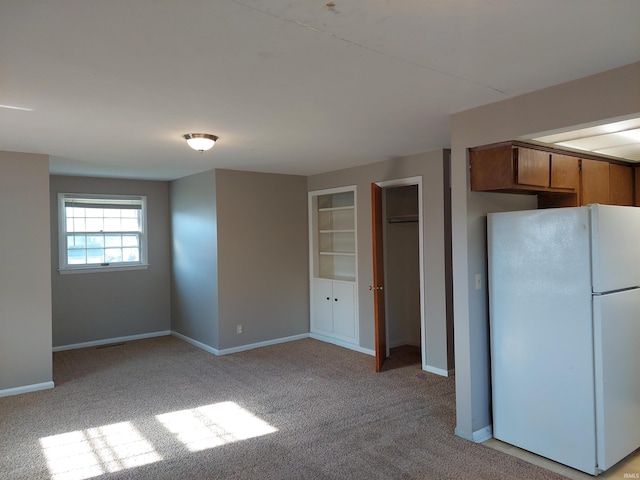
xmin=183 ymin=133 xmax=218 ymax=152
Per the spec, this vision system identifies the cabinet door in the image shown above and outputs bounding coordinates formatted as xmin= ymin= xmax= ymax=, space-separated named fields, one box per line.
xmin=516 ymin=148 xmax=549 ymax=187
xmin=636 ymin=167 xmax=640 ymax=207
xmin=469 ymin=145 xmax=515 ymax=191
xmin=581 ymin=159 xmax=610 ymax=205
xmin=550 ymin=154 xmax=579 ymax=190
xmin=609 ymin=164 xmax=634 ymax=206
xmin=312 ymin=280 xmax=333 ymax=333
xmin=332 ymin=282 xmax=356 ymax=339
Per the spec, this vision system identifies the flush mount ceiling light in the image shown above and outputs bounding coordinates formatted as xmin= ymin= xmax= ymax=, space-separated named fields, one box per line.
xmin=183 ymin=133 xmax=218 ymax=152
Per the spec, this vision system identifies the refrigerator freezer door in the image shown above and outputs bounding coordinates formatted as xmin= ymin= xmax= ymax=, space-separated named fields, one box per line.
xmin=593 ymin=288 xmax=640 ymax=471
xmin=488 ymin=207 xmax=597 ymax=474
xmin=590 ymin=204 xmax=640 ymax=293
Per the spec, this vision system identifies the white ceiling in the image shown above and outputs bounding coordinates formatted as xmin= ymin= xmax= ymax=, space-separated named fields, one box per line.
xmin=1 ymin=0 xmax=639 ymax=180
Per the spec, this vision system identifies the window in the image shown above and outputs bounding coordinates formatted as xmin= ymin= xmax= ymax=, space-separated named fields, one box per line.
xmin=58 ymin=193 xmax=148 ymax=274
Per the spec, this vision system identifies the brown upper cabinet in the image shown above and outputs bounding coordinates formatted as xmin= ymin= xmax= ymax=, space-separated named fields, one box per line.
xmin=470 ymin=143 xmax=578 ymax=194
xmin=581 ymin=159 xmax=610 ymax=205
xmin=516 ymin=148 xmax=550 ymax=188
xmin=636 ymin=167 xmax=640 ymax=207
xmin=470 ymin=141 xmax=636 ymax=208
xmin=609 ymin=163 xmax=634 ymax=206
xmin=550 ymin=153 xmax=580 ymax=190
xmin=581 ymin=161 xmax=634 ymax=206
xmin=469 ymin=144 xmax=533 ymax=192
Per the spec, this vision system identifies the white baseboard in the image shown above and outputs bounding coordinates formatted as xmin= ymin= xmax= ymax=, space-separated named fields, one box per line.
xmin=53 ymin=330 xmax=325 ymax=357
xmin=171 ymin=331 xmax=220 ymax=355
xmin=218 ymin=333 xmax=310 ymax=355
xmin=454 ymin=425 xmax=493 ymax=443
xmin=53 ymin=331 xmax=171 ymax=352
xmin=472 ymin=425 xmax=493 ymax=443
xmin=171 ymin=331 xmax=311 ymax=356
xmin=309 ymin=333 xmax=375 ymax=356
xmin=0 ymin=381 xmax=55 ymax=398
xmin=423 ymin=365 xmax=455 ymax=377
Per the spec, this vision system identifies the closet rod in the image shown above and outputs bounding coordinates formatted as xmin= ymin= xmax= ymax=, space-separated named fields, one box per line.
xmin=388 ymin=215 xmax=419 ymax=224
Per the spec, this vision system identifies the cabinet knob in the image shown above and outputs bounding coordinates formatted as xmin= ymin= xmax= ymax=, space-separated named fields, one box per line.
xmin=326 ymin=297 xmax=330 ymax=300
xmin=368 ymin=285 xmax=383 ymax=291
xmin=334 ymin=298 xmax=338 ymax=301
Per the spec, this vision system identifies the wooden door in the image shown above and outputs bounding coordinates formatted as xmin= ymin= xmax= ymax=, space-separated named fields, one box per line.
xmin=371 ymin=183 xmax=386 ymax=372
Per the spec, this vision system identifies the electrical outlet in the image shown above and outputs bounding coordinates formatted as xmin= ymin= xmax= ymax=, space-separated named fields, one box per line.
xmin=475 ymin=274 xmax=482 ymax=290
xmin=236 ymin=324 xmax=243 ymax=334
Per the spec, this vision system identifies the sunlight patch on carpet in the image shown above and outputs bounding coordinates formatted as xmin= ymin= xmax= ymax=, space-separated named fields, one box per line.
xmin=156 ymin=401 xmax=277 ymax=452
xmin=39 ymin=422 xmax=162 ymax=480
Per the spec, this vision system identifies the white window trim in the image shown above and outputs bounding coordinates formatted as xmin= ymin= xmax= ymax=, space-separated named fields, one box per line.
xmin=57 ymin=193 xmax=149 ymax=274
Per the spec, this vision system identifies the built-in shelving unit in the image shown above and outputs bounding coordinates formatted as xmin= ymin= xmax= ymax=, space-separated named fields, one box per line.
xmin=309 ymin=186 xmax=358 ymax=345
xmin=313 ymin=190 xmax=357 ymax=282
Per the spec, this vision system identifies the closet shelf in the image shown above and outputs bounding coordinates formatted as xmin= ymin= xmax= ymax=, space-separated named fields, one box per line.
xmin=318 ymin=205 xmax=355 ymax=212
xmin=388 ymin=214 xmax=419 ymax=224
xmin=319 ymin=251 xmax=356 ymax=256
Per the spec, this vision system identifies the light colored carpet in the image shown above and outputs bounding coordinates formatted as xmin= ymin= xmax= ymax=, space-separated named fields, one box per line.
xmin=0 ymin=336 xmax=567 ymax=479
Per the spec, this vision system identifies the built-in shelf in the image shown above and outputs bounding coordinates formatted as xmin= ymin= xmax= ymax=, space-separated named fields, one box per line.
xmin=318 ymin=206 xmax=355 ymax=212
xmin=310 ymin=187 xmax=357 ymax=282
xmin=314 ymin=274 xmax=355 ymax=283
xmin=309 ymin=186 xmax=359 ymax=345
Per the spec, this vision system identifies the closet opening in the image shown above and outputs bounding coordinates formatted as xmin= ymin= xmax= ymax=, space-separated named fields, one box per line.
xmin=383 ymin=185 xmax=421 ymax=368
xmin=372 ymin=178 xmax=425 ymax=372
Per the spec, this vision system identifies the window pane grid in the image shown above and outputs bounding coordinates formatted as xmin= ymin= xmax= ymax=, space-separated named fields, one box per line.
xmin=60 ymin=193 xmax=145 ymax=271
xmin=66 ymin=233 xmax=141 ymax=265
xmin=65 ymin=207 xmax=141 ymax=233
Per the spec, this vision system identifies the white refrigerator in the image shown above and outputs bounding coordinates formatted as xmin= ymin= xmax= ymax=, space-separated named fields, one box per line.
xmin=488 ymin=204 xmax=640 ymax=475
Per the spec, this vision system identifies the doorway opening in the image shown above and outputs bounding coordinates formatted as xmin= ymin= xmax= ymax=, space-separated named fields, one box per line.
xmin=384 ymin=184 xmax=421 ymax=368
xmin=383 ymin=185 xmax=422 ymax=366
xmin=372 ymin=177 xmax=425 ymax=372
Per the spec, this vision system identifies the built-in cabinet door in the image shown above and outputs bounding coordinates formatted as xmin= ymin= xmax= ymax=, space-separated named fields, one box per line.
xmin=311 ymin=278 xmax=356 ymax=342
xmin=581 ymin=159 xmax=610 ymax=205
xmin=516 ymin=148 xmax=549 ymax=187
xmin=550 ymin=154 xmax=579 ymax=190
xmin=312 ymin=279 xmax=333 ymax=333
xmin=636 ymin=167 xmax=640 ymax=207
xmin=609 ymin=164 xmax=634 ymax=206
xmin=332 ymin=282 xmax=355 ymax=339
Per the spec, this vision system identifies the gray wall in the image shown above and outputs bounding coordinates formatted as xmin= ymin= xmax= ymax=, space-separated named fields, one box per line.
xmin=170 ymin=170 xmax=219 ymax=348
xmin=450 ymin=61 xmax=640 ymax=440
xmin=308 ymin=150 xmax=451 ymax=372
xmin=50 ymin=175 xmax=171 ymax=347
xmin=0 ymin=152 xmax=52 ymax=391
xmin=216 ymin=169 xmax=309 ymax=349
xmin=385 ymin=185 xmax=420 ymax=348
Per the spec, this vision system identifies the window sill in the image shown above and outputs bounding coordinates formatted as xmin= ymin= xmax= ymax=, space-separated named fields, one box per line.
xmin=58 ymin=264 xmax=149 ymax=275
